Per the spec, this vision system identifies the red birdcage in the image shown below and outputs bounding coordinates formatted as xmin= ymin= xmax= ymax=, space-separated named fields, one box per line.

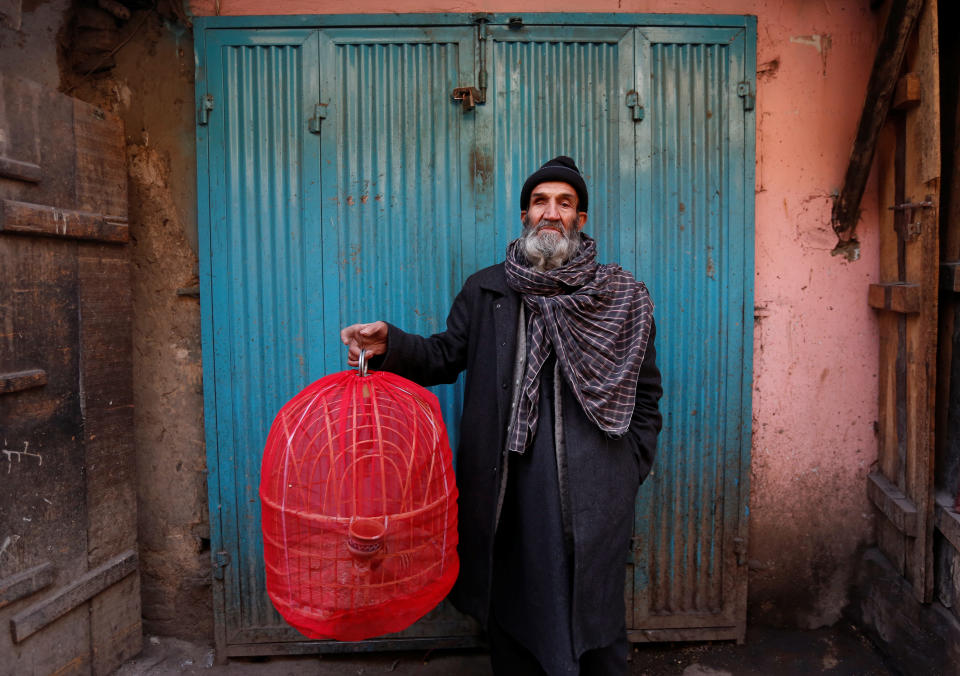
xmin=259 ymin=361 xmax=459 ymax=641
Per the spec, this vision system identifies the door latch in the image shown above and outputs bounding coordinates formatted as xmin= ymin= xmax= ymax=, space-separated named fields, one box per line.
xmin=451 ymin=18 xmax=489 ymax=113
xmin=452 ymin=87 xmax=484 ymax=112
xmin=308 ymin=103 xmax=327 ymax=134
xmin=626 ymin=90 xmax=645 ymax=121
xmin=889 ymin=196 xmax=934 ymax=242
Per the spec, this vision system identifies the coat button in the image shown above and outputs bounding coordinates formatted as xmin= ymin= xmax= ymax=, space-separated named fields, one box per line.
xmin=495 ymin=303 xmax=501 ymax=309
xmin=500 ymin=341 xmax=506 ymax=347
xmin=501 ymin=382 xmax=508 ymax=390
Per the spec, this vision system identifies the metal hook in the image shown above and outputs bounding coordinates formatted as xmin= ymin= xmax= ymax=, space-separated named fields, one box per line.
xmin=358 ymin=347 xmax=368 ymax=377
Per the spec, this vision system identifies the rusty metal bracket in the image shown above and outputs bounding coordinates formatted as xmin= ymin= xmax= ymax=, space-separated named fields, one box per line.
xmin=888 ymin=195 xmax=934 ymax=242
xmin=452 ymin=87 xmax=484 ymax=112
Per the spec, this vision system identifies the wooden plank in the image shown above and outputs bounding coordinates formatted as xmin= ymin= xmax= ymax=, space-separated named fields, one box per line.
xmin=78 ymin=249 xmax=140 ymax=675
xmin=877 ymin=517 xmax=908 ymax=576
xmin=79 ymin=252 xmax=134 ymax=564
xmin=0 ymin=199 xmax=128 ymax=243
xmin=10 ymin=550 xmax=137 ymax=643
xmin=0 ymin=156 xmax=42 ymax=183
xmin=935 ymin=493 xmax=960 ymax=555
xmin=0 ymin=236 xmax=89 ymax=596
xmin=867 ymin=471 xmax=919 ymax=537
xmin=0 ymin=73 xmax=77 ymax=211
xmin=73 ymin=101 xmax=126 ymax=219
xmin=89 ymin=575 xmax=141 ymax=675
xmin=0 ymin=562 xmax=54 ymax=610
xmin=893 ymin=72 xmax=921 ymax=110
xmin=831 ymin=0 xmax=924 ymax=244
xmin=901 ymin=0 xmax=940 ymax=604
xmin=868 ymin=282 xmax=921 ymax=313
xmin=0 ymin=369 xmax=47 ymax=394
xmin=876 ymin=122 xmax=901 ymax=485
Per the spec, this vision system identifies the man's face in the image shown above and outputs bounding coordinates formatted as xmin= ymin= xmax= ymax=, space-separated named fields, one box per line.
xmin=521 ymin=182 xmax=587 ymax=236
xmin=519 ymin=181 xmax=588 ymax=271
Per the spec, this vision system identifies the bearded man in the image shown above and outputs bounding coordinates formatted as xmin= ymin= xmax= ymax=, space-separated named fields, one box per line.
xmin=341 ymin=156 xmax=662 ymax=675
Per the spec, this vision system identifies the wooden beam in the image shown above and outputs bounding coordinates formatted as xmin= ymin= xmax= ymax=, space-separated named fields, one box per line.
xmin=893 ymin=72 xmax=921 ymax=110
xmin=831 ymin=0 xmax=924 ymax=243
xmin=0 ymin=562 xmax=54 ymax=610
xmin=867 ymin=471 xmax=919 ymax=537
xmin=0 ymin=156 xmax=42 ymax=183
xmin=868 ymin=282 xmax=921 ymax=313
xmin=0 ymin=199 xmax=129 ymax=243
xmin=0 ymin=368 xmax=47 ymax=394
xmin=935 ymin=493 xmax=960 ymax=555
xmin=10 ymin=550 xmax=137 ymax=643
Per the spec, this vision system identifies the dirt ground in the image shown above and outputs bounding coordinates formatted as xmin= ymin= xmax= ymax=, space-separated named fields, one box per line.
xmin=115 ymin=622 xmax=897 ymax=675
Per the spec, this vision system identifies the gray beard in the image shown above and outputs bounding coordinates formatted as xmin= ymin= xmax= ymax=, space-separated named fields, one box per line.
xmin=520 ymin=214 xmax=582 ymax=272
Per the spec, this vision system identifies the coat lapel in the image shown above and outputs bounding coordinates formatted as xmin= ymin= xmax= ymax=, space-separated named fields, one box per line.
xmin=480 ymin=267 xmax=520 ymax=434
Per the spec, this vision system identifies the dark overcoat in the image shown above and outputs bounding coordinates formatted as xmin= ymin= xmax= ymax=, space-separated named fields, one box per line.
xmin=375 ymin=262 xmax=662 ymax=656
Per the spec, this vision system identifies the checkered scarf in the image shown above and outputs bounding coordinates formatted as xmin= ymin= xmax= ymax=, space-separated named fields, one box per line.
xmin=503 ymin=234 xmax=654 ymax=454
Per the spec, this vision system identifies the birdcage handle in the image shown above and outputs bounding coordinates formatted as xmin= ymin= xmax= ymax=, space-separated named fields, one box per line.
xmin=358 ymin=347 xmax=369 ymax=377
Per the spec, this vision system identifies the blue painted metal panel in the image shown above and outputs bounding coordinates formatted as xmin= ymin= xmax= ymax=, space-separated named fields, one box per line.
xmin=480 ymin=26 xmax=636 ymax=270
xmin=315 ymin=28 xmax=478 ymax=458
xmin=632 ymin=27 xmax=754 ymax=632
xmin=203 ymin=28 xmax=323 ymax=636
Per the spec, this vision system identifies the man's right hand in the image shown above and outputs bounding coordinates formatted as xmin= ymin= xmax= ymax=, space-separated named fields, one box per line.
xmin=340 ymin=321 xmax=388 ymax=367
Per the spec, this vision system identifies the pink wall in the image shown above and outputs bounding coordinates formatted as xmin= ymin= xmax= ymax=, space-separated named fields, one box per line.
xmin=190 ymin=0 xmax=882 ymax=627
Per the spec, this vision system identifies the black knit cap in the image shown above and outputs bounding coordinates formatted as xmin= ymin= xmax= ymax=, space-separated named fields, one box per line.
xmin=520 ymin=155 xmax=589 ymax=213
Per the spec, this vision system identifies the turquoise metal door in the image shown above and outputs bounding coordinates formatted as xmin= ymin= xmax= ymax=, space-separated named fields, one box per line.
xmin=630 ymin=26 xmax=755 ymax=642
xmin=197 ymin=24 xmax=481 ymax=654
xmin=195 ymin=14 xmax=755 ymax=657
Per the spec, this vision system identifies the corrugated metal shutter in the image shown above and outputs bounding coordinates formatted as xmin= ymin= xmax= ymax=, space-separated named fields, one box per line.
xmin=631 ymin=27 xmax=753 ymax=642
xmin=196 ymin=15 xmax=755 ymax=657
xmin=200 ymin=26 xmax=481 ymax=651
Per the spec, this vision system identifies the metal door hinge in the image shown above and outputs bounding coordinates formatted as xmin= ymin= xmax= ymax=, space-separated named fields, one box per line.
xmin=308 ymin=103 xmax=327 ymax=134
xmin=737 ymin=81 xmax=755 ymax=111
xmin=626 ymin=90 xmax=644 ymax=121
xmin=198 ymin=94 xmax=215 ymax=125
xmin=213 ymin=550 xmax=230 ymax=580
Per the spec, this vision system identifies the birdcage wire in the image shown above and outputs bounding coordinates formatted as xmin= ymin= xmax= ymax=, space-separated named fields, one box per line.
xmin=260 ymin=368 xmax=458 ymax=640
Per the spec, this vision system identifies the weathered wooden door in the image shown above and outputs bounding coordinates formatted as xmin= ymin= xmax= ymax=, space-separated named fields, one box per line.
xmin=0 ymin=74 xmax=139 ymax=675
xmin=195 ymin=13 xmax=755 ymax=657
xmin=867 ymin=0 xmax=942 ymax=604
